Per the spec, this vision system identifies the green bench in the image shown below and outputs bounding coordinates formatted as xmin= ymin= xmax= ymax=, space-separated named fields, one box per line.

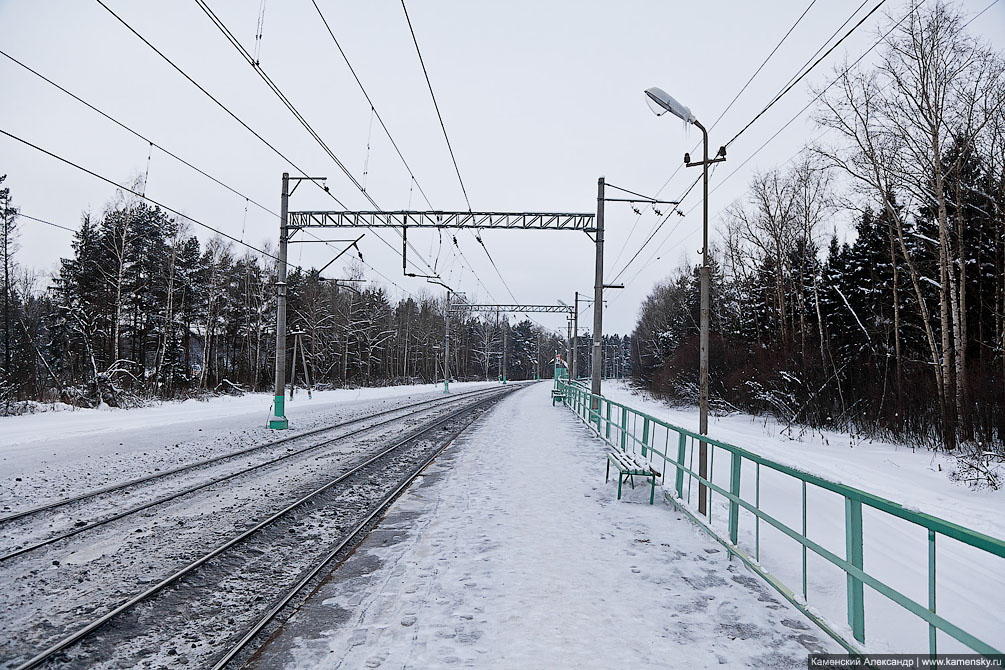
xmin=551 ymin=389 xmax=566 ymax=406
xmin=606 ymin=450 xmax=661 ymax=504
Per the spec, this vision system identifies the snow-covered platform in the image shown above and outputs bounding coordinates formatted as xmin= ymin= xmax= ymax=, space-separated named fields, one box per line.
xmin=250 ymin=382 xmax=837 ymax=669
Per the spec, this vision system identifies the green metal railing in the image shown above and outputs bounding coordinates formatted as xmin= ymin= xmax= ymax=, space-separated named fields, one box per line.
xmin=552 ymin=377 xmax=1005 ymax=656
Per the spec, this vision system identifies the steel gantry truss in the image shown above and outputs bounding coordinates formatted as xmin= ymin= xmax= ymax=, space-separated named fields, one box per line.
xmin=447 ymin=303 xmax=574 ymax=383
xmin=449 ymin=304 xmax=574 ymax=315
xmin=269 ymin=170 xmax=603 ymax=429
xmin=288 ymin=211 xmax=597 ymax=232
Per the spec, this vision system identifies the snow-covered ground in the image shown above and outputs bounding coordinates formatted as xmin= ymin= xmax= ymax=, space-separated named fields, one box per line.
xmin=250 ymin=383 xmax=838 ymax=669
xmin=0 ymin=381 xmax=497 ymax=512
xmin=599 ymin=381 xmax=1005 ymax=654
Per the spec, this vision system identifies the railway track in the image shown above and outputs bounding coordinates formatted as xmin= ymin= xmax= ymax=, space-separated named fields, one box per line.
xmin=0 ymin=384 xmax=501 ymax=527
xmin=1 ymin=384 xmax=519 ymax=669
xmin=0 ymin=385 xmax=507 ymax=562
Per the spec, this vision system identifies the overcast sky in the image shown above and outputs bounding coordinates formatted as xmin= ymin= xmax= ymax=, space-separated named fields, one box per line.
xmin=1 ymin=0 xmax=1002 ymax=336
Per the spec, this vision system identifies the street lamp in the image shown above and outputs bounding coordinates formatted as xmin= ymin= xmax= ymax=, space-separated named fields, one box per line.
xmin=645 ymin=86 xmax=725 ymax=515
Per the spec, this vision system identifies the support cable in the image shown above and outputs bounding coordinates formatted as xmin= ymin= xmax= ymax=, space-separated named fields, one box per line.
xmin=310 ymin=2 xmax=488 ymax=301
xmin=308 ymin=0 xmax=434 ymax=209
xmin=253 ymin=0 xmax=267 ymax=65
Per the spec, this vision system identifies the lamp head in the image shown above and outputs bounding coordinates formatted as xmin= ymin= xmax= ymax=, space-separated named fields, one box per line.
xmin=644 ymin=87 xmax=696 ymax=124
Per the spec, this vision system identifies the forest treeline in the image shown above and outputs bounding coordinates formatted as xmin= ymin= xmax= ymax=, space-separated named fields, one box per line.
xmin=0 ymin=177 xmax=633 ymax=410
xmin=632 ymin=3 xmax=1004 ymax=464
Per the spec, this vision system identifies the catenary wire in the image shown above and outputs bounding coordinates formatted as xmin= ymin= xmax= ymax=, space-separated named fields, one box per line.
xmin=189 ymin=0 xmax=440 ymax=279
xmin=0 ymin=48 xmax=280 ymax=220
xmin=398 ymin=0 xmax=536 ymax=324
xmin=93 ymin=0 xmax=346 ymax=211
xmin=1 ymin=127 xmax=284 ymax=263
xmin=308 ymin=0 xmax=499 ymax=303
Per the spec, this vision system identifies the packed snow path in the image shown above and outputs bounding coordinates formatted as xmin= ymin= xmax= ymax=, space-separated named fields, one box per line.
xmin=250 ymin=383 xmax=837 ymax=669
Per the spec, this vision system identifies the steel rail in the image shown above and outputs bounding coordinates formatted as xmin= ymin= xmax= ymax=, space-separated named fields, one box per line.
xmin=0 ymin=386 xmax=509 ymax=562
xmin=13 ymin=386 xmax=515 ymax=670
xmin=0 ymin=385 xmax=498 ymax=525
xmin=210 ymin=395 xmax=492 ymax=669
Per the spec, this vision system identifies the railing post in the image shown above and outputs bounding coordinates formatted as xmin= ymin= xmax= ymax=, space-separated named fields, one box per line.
xmin=675 ymin=432 xmax=686 ymax=498
xmin=619 ymin=407 xmax=627 ymax=450
xmin=929 ymin=530 xmax=937 ymax=657
xmin=606 ymin=402 xmax=612 ymax=440
xmin=641 ymin=417 xmax=650 ymax=458
xmin=728 ymin=452 xmax=741 ymax=545
xmin=845 ymin=497 xmax=865 ymax=643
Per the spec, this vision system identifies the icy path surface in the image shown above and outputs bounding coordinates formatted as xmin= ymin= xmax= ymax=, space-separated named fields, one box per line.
xmin=250 ymin=383 xmax=836 ymax=669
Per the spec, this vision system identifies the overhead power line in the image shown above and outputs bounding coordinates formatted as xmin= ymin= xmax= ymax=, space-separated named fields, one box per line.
xmin=621 ymin=0 xmax=1000 ymax=295
xmin=192 ymin=0 xmax=441 ymax=280
xmin=93 ymin=0 xmax=345 ymax=209
xmin=610 ymin=0 xmax=826 ymax=273
xmin=724 ymin=0 xmax=889 ymax=149
xmin=711 ymin=0 xmax=823 ymax=139
xmin=95 ymin=0 xmax=437 ymax=283
xmin=0 ymin=47 xmax=279 ymax=220
xmin=611 ymin=0 xmax=890 ymax=285
xmin=399 ymin=0 xmax=472 ymax=212
xmin=398 ymin=0 xmax=529 ymax=317
xmin=18 ymin=213 xmax=76 ymax=233
xmin=1 ymin=127 xmax=283 ymax=263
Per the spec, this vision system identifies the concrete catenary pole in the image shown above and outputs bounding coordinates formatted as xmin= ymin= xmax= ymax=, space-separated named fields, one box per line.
xmin=536 ymin=330 xmax=541 ymax=380
xmin=590 ymin=177 xmax=605 ymax=409
xmin=696 ymin=120 xmax=711 ymax=514
xmin=573 ymin=291 xmax=579 ymax=381
xmin=269 ymin=172 xmax=290 ymax=429
xmin=566 ymin=318 xmax=573 ymax=375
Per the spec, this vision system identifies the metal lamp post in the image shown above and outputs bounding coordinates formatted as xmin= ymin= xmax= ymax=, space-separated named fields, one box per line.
xmin=644 ymin=87 xmax=725 ymax=514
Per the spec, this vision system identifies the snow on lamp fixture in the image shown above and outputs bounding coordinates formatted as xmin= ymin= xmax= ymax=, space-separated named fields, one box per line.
xmin=644 ymin=87 xmax=696 ymax=124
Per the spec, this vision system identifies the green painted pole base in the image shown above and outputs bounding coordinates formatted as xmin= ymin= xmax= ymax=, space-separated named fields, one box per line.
xmin=269 ymin=395 xmax=289 ymax=430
